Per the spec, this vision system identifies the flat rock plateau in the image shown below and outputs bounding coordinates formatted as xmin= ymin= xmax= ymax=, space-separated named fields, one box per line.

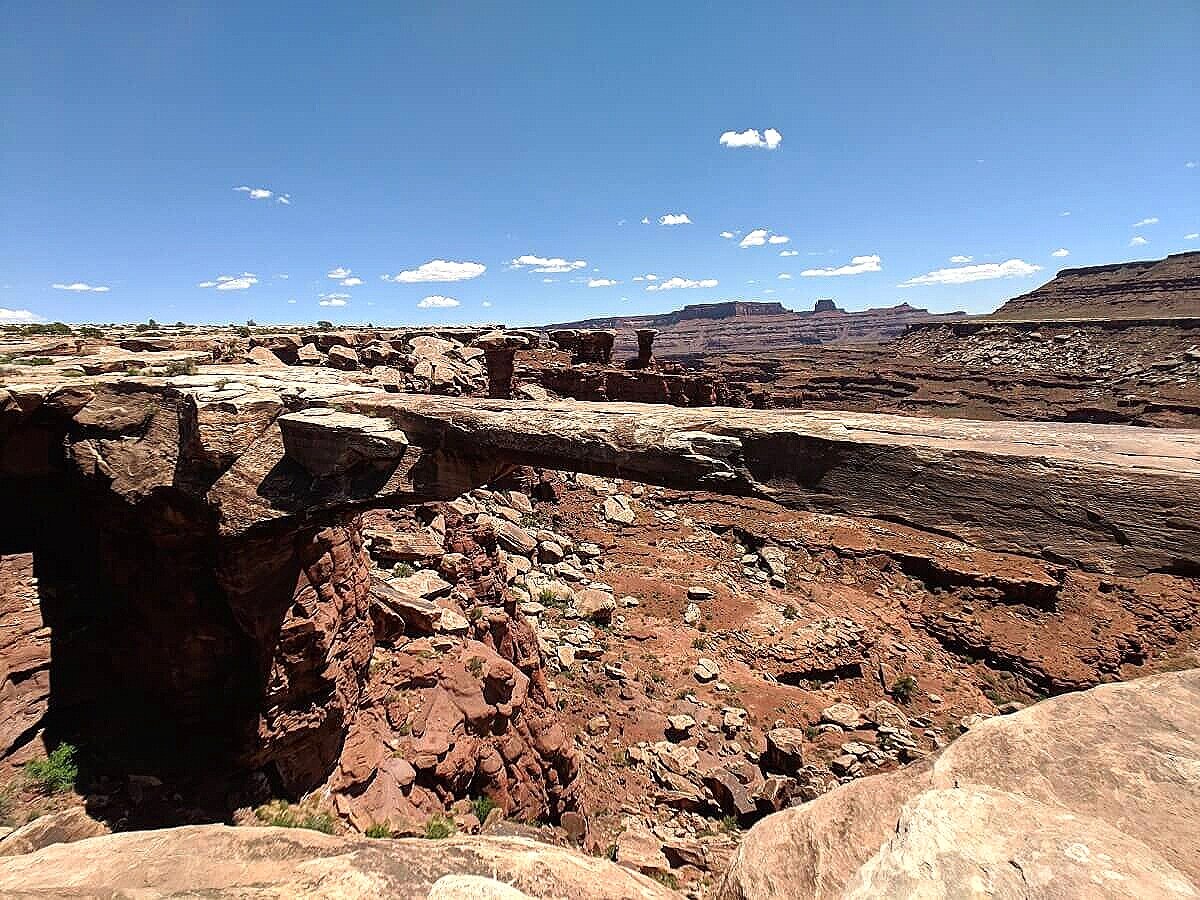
xmin=1 ymin=251 xmax=1198 ymax=898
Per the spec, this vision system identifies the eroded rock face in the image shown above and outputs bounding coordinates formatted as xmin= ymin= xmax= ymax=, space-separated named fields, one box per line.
xmin=719 ymin=669 xmax=1200 ymax=899
xmin=0 ymin=826 xmax=680 ymax=899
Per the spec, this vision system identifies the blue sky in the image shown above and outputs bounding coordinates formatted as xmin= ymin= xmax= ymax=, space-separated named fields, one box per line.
xmin=2 ymin=1 xmax=1197 ymax=326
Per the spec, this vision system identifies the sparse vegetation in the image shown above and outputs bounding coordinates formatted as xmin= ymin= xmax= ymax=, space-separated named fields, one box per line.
xmin=20 ymin=357 xmax=55 ymax=366
xmin=466 ymin=656 xmax=484 ymax=677
xmin=364 ymin=822 xmax=393 ymax=838
xmin=254 ymin=800 xmax=336 ymax=834
xmin=23 ymin=744 xmax=78 ymax=794
xmin=423 ymin=812 xmax=455 ymax=839
xmin=651 ymin=872 xmax=681 ymax=890
xmin=391 ymin=562 xmax=414 ymax=578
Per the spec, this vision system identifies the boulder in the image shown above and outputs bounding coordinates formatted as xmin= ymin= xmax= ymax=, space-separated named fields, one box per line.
xmin=763 ymin=728 xmax=806 ymax=773
xmin=0 ymin=808 xmax=109 ymax=857
xmin=327 ymin=345 xmax=361 ymax=370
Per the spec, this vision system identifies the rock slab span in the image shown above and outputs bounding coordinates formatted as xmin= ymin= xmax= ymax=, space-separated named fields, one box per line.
xmin=0 ymin=827 xmax=679 ymax=899
xmin=719 ymin=669 xmax=1200 ymax=900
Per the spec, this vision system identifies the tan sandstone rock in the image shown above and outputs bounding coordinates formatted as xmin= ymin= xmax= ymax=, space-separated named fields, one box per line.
xmin=0 ymin=826 xmax=679 ymax=898
xmin=719 ymin=669 xmax=1200 ymax=899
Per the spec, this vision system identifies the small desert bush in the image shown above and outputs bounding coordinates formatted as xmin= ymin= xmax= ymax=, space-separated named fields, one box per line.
xmin=891 ymin=675 xmax=918 ymax=704
xmin=423 ymin=812 xmax=456 ymax=839
xmin=470 ymin=795 xmax=497 ymax=823
xmin=23 ymin=744 xmax=78 ymax=794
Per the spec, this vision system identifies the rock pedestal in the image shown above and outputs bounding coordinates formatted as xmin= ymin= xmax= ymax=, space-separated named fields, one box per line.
xmin=476 ymin=332 xmax=532 ymax=399
xmin=635 ymin=329 xmax=658 ymax=368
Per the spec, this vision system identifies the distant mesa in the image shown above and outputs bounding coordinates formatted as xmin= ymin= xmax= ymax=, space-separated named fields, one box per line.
xmin=545 ymin=297 xmax=957 ymax=356
xmin=991 ymin=250 xmax=1200 ymax=320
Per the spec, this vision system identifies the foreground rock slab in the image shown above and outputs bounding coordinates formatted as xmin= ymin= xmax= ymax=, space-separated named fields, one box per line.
xmin=0 ymin=826 xmax=679 ymax=899
xmin=719 ymin=669 xmax=1200 ymax=900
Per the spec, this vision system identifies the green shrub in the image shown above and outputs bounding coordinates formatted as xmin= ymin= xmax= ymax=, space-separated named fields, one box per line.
xmin=23 ymin=743 xmax=78 ymax=794
xmin=423 ymin=812 xmax=456 ymax=839
xmin=364 ymin=822 xmax=393 ymax=838
xmin=162 ymin=360 xmax=197 ymax=377
xmin=470 ymin=795 xmax=497 ymax=823
xmin=391 ymin=562 xmax=414 ymax=578
xmin=891 ymin=675 xmax=918 ymax=704
xmin=20 ymin=357 xmax=54 ymax=366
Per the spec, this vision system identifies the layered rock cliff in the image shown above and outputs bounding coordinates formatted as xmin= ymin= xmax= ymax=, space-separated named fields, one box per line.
xmin=991 ymin=251 xmax=1200 ymax=320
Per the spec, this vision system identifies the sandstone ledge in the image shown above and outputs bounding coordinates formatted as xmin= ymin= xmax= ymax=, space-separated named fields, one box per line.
xmin=0 ymin=827 xmax=679 ymax=899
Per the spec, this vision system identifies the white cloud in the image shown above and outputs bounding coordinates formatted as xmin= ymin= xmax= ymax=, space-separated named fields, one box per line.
xmin=276 ymin=194 xmax=291 ymax=205
xmin=1130 ymin=236 xmax=1149 ymax=247
xmin=898 ymin=258 xmax=1041 ymax=286
xmin=778 ymin=273 xmax=792 ymax=280
xmin=779 ymin=249 xmax=798 ymax=257
xmin=645 ymin=276 xmax=719 ymax=292
xmin=641 ymin=217 xmax=650 ymax=224
xmin=1051 ymin=248 xmax=1070 ymax=257
xmin=52 ymin=281 xmax=110 ymax=292
xmin=0 ymin=308 xmax=40 ymax=322
xmin=1060 ymin=211 xmax=1071 ymax=216
xmin=318 ymin=293 xmax=349 ymax=307
xmin=632 ymin=273 xmax=658 ymax=282
xmin=720 ymin=231 xmax=736 ymax=239
xmin=1185 ymin=233 xmax=1199 ymax=240
xmin=588 ymin=278 xmax=618 ymax=287
xmin=1132 ymin=217 xmax=1159 ymax=227
xmin=287 ymin=299 xmax=297 ymax=304
xmin=1186 ymin=161 xmax=1197 ymax=168
xmin=340 ymin=277 xmax=363 ymax=286
xmin=276 ymin=273 xmax=289 ymax=279
xmin=739 ymin=228 xmax=790 ymax=248
xmin=801 ymin=254 xmax=883 ymax=278
xmin=481 ymin=300 xmax=493 ymax=307
xmin=949 ymin=255 xmax=973 ymax=263
xmin=658 ymin=213 xmax=692 ymax=225
xmin=198 ymin=273 xmax=258 ymax=291
xmin=719 ymin=128 xmax=783 ymax=150
xmin=327 ymin=266 xmax=352 ymax=279
xmin=418 ymin=295 xmax=460 ymax=308
xmin=739 ymin=229 xmax=768 ymax=248
xmin=385 ymin=260 xmax=487 ymax=283
xmin=509 ymin=255 xmax=586 ymax=274
xmin=234 ymin=186 xmax=273 ymax=200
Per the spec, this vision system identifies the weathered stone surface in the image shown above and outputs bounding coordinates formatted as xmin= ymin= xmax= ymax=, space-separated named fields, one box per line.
xmin=719 ymin=670 xmax=1200 ymax=899
xmin=0 ymin=826 xmax=679 ymax=898
xmin=0 ymin=807 xmax=109 ymax=856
